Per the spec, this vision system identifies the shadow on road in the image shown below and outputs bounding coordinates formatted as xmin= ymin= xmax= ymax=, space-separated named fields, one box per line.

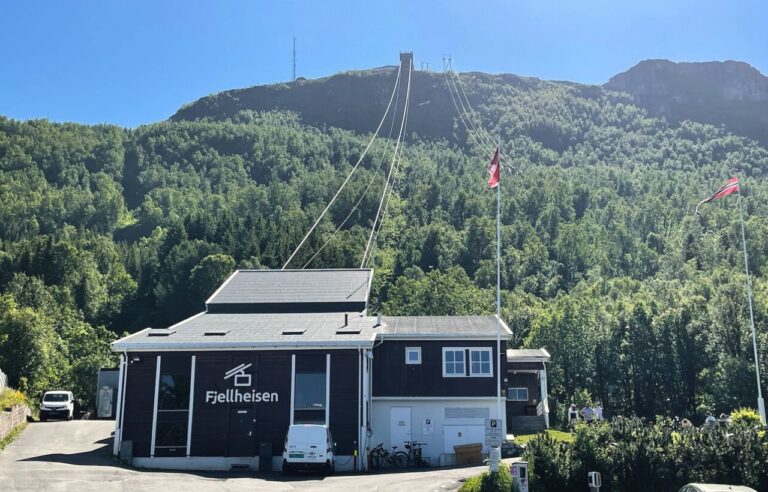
xmin=19 ymin=441 xmax=115 ymax=467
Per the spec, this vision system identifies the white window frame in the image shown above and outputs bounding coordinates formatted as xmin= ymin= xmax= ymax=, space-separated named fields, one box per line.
xmin=507 ymin=387 xmax=529 ymax=401
xmin=405 ymin=347 xmax=422 ymax=365
xmin=469 ymin=348 xmax=493 ymax=377
xmin=442 ymin=347 xmax=467 ymax=377
xmin=442 ymin=347 xmax=495 ymax=378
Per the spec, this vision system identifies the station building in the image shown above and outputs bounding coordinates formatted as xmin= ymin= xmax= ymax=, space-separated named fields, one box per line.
xmin=111 ymin=268 xmax=547 ymax=471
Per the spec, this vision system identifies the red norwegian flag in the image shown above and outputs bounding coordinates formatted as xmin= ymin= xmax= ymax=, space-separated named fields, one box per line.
xmin=487 ymin=148 xmax=500 ymax=189
xmin=695 ymin=177 xmax=740 ymax=215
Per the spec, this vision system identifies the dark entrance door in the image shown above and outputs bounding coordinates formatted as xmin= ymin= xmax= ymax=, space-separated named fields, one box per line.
xmin=227 ymin=408 xmax=256 ymax=456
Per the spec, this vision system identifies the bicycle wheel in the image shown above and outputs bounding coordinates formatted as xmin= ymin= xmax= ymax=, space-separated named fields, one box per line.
xmin=373 ymin=453 xmax=387 ymax=469
xmin=392 ymin=451 xmax=409 ymax=468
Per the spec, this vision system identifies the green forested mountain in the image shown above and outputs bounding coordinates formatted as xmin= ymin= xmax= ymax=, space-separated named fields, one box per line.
xmin=2 ymin=61 xmax=768 ymax=421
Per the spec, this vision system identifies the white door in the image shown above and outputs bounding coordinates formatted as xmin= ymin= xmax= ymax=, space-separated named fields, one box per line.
xmin=390 ymin=407 xmax=412 ymax=449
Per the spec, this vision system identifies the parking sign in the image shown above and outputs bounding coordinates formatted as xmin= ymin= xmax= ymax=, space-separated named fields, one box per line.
xmin=485 ymin=418 xmax=503 ymax=446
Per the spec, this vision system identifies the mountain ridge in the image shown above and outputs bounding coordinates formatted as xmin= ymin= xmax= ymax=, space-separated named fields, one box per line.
xmin=172 ymin=59 xmax=768 ymax=147
xmin=604 ymin=59 xmax=768 ymax=145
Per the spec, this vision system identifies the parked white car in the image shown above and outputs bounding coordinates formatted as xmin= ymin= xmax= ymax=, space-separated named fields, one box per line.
xmin=282 ymin=424 xmax=335 ymax=474
xmin=679 ymin=485 xmax=756 ymax=492
xmin=40 ymin=391 xmax=74 ymax=421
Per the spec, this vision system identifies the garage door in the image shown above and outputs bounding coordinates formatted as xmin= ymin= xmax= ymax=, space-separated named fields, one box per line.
xmin=443 ymin=425 xmax=485 ymax=454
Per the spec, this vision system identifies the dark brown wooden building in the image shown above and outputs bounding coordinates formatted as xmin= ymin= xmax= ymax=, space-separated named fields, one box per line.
xmin=111 ymin=269 xmax=528 ymax=471
xmin=506 ymin=349 xmax=551 ymax=433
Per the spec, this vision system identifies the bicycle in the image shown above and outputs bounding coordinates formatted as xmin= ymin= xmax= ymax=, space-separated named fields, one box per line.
xmin=370 ymin=443 xmax=408 ymax=469
xmin=403 ymin=440 xmax=429 ymax=467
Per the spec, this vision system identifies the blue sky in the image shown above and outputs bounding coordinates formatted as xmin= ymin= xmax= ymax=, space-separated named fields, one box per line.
xmin=1 ymin=0 xmax=766 ymax=127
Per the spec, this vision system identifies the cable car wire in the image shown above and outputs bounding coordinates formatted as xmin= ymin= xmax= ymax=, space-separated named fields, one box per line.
xmin=282 ymin=63 xmax=403 ymax=269
xmin=361 ymin=58 xmax=413 ymax=268
xmin=301 ymin=77 xmax=403 ymax=269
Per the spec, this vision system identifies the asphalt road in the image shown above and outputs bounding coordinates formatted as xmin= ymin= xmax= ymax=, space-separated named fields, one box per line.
xmin=0 ymin=421 xmax=518 ymax=491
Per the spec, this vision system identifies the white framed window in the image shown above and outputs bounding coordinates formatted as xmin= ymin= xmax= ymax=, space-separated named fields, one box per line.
xmin=405 ymin=347 xmax=422 ymax=365
xmin=469 ymin=348 xmax=493 ymax=377
xmin=507 ymin=387 xmax=529 ymax=401
xmin=442 ymin=348 xmax=466 ymax=377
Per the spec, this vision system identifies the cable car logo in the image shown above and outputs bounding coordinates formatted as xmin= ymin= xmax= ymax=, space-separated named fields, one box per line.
xmin=224 ymin=363 xmax=252 ymax=387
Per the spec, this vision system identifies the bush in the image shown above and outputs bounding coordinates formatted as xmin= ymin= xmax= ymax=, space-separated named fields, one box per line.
xmin=525 ymin=432 xmax=578 ymax=490
xmin=0 ymin=388 xmax=27 ymax=410
xmin=459 ymin=463 xmax=515 ymax=492
xmin=524 ymin=417 xmax=768 ymax=491
xmin=731 ymin=407 xmax=762 ymax=427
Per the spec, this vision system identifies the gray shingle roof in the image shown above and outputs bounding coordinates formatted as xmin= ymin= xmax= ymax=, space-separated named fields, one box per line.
xmin=112 ymin=312 xmax=378 ymax=351
xmin=111 ymin=313 xmax=515 ymax=351
xmin=206 ymin=269 xmax=372 ymax=308
xmin=379 ymin=316 xmax=512 ymax=338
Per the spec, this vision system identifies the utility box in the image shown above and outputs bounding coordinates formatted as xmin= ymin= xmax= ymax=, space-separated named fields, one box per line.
xmin=259 ymin=442 xmax=272 ymax=472
xmin=119 ymin=440 xmax=133 ymax=463
xmin=511 ymin=461 xmax=529 ymax=492
xmin=97 ymin=386 xmax=114 ymax=418
xmin=453 ymin=443 xmax=483 ymax=465
xmin=95 ymin=368 xmax=119 ymax=418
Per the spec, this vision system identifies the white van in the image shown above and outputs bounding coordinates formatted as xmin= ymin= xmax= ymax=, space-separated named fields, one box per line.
xmin=40 ymin=391 xmax=75 ymax=421
xmin=282 ymin=424 xmax=335 ymax=474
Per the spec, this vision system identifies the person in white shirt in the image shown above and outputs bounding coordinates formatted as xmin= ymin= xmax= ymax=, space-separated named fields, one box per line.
xmin=581 ymin=405 xmax=593 ymax=422
xmin=568 ymin=403 xmax=579 ymax=423
xmin=593 ymin=401 xmax=603 ymax=421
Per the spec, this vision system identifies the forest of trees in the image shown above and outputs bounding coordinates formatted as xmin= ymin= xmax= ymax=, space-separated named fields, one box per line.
xmin=2 ymin=70 xmax=768 ymax=419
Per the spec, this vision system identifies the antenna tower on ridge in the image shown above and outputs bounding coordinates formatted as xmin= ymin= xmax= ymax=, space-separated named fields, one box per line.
xmin=292 ymin=37 xmax=296 ymax=81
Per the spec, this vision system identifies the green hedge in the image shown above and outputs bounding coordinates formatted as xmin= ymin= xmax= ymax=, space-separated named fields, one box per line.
xmin=459 ymin=463 xmax=517 ymax=492
xmin=524 ymin=417 xmax=768 ymax=491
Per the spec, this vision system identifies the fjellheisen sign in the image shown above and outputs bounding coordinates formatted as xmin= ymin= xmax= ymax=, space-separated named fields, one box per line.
xmin=204 ymin=389 xmax=278 ymax=405
xmin=204 ymin=363 xmax=279 ymax=405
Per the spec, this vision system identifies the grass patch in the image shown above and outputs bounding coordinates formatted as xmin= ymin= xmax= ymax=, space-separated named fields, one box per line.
xmin=514 ymin=429 xmax=573 ymax=445
xmin=0 ymin=421 xmax=27 ymax=452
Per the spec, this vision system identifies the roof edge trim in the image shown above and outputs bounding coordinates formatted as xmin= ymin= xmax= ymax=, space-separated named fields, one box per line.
xmin=205 ymin=270 xmax=239 ymax=305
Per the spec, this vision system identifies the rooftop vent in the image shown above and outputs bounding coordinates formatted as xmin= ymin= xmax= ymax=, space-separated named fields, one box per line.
xmin=281 ymin=329 xmax=306 ymax=335
xmin=147 ymin=328 xmax=175 ymax=337
xmin=204 ymin=329 xmax=230 ymax=336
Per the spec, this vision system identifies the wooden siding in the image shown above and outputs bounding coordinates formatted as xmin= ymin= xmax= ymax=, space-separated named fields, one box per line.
xmin=506 ymin=372 xmax=541 ymax=417
xmin=507 ymin=361 xmax=545 ymax=371
xmin=372 ymin=340 xmax=507 ymax=397
xmin=121 ymin=354 xmax=158 ymax=457
xmin=121 ymin=350 xmax=359 ymax=458
xmin=329 ymin=351 xmax=359 ymax=455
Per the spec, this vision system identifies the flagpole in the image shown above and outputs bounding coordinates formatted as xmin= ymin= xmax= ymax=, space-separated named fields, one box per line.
xmin=495 ymin=141 xmax=503 ymax=466
xmin=738 ymin=188 xmax=766 ymax=424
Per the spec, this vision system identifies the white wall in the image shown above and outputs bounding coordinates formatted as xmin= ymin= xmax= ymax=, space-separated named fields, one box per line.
xmin=132 ymin=455 xmax=357 ymax=472
xmin=370 ymin=398 xmax=499 ymax=467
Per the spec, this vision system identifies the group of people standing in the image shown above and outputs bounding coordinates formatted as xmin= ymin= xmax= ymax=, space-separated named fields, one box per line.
xmin=568 ymin=401 xmax=604 ymax=423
